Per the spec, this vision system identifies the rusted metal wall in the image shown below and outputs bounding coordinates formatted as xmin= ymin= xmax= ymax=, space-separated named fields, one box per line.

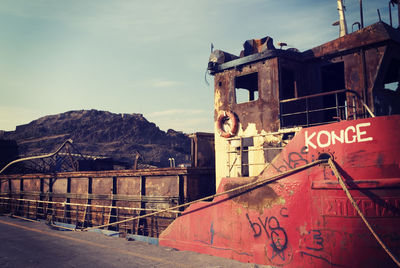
xmin=305 ymin=22 xmax=399 ymax=115
xmin=211 ymin=22 xmax=400 ymax=186
xmin=311 ymin=43 xmax=385 ymax=116
xmin=372 ymin=42 xmax=400 ymax=116
xmin=190 ymin=132 xmax=215 ymax=168
xmin=0 ymin=167 xmax=214 ymax=237
xmin=214 ymin=58 xmax=280 ymax=134
xmin=214 ymin=58 xmax=280 ymax=185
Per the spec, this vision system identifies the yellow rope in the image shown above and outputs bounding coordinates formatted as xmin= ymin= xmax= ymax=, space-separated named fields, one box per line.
xmin=0 ymin=197 xmax=182 ymax=213
xmin=328 ymin=158 xmax=400 ymax=267
xmin=4 ymin=149 xmax=398 ymax=266
xmin=82 ymin=159 xmax=326 ymax=231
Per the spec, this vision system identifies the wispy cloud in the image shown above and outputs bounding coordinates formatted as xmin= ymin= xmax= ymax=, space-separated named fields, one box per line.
xmin=162 ymin=117 xmax=213 ymax=133
xmin=152 ymin=80 xmax=183 ymax=88
xmin=146 ymin=109 xmax=213 ymax=133
xmin=148 ymin=109 xmax=206 ymax=117
xmin=0 ymin=1 xmax=211 ymax=43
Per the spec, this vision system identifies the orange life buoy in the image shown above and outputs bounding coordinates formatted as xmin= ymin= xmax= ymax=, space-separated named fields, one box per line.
xmin=217 ymin=111 xmax=238 ymax=138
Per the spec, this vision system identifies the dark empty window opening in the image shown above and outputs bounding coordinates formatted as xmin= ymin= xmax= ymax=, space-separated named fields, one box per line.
xmin=240 ymin=146 xmax=249 ymax=177
xmin=280 ymin=62 xmax=347 ymax=128
xmin=281 ymin=68 xmax=296 ymax=100
xmin=383 ymin=58 xmax=400 ymax=91
xmin=321 ymin=62 xmax=345 ymax=92
xmin=319 ymin=62 xmax=346 ymax=122
xmin=279 ymin=68 xmax=304 ymax=127
xmin=375 ymin=58 xmax=400 ymax=116
xmin=235 ymin=72 xmax=258 ymax=104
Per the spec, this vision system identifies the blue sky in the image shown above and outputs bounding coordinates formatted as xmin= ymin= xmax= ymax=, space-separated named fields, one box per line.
xmin=0 ymin=0 xmax=390 ymax=133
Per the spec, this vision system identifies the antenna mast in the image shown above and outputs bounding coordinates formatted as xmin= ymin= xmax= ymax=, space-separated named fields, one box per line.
xmin=337 ymin=0 xmax=348 ymax=37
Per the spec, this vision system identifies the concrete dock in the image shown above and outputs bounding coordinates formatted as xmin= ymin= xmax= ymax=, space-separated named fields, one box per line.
xmin=0 ymin=215 xmax=262 ymax=268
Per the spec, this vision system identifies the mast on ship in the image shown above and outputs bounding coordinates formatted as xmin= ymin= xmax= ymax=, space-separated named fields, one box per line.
xmin=337 ymin=0 xmax=348 ymax=36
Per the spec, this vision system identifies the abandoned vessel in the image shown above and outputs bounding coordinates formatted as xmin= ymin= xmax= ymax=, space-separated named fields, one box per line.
xmin=159 ymin=3 xmax=400 ymax=268
xmin=1 ymin=1 xmax=400 ymax=267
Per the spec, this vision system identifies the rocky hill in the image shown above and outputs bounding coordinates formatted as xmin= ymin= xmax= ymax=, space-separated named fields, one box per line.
xmin=0 ymin=110 xmax=191 ymax=168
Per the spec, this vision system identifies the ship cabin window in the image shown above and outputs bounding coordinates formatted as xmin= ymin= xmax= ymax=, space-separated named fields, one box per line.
xmin=280 ymin=62 xmax=347 ymax=128
xmin=375 ymin=58 xmax=400 ymax=115
xmin=321 ymin=62 xmax=345 ymax=91
xmin=235 ymin=72 xmax=259 ymax=104
xmin=383 ymin=59 xmax=400 ymax=91
xmin=319 ymin=61 xmax=347 ymax=120
xmin=297 ymin=61 xmax=346 ymax=125
xmin=281 ymin=68 xmax=296 ymax=100
xmin=279 ymin=67 xmax=303 ymax=128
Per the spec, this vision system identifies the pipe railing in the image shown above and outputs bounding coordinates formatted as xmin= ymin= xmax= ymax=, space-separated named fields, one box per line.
xmin=279 ymin=89 xmax=374 ymax=128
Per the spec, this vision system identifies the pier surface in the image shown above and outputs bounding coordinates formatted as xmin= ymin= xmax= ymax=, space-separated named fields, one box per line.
xmin=0 ymin=216 xmax=261 ymax=268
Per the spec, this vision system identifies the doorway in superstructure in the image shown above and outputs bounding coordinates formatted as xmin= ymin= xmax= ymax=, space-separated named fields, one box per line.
xmin=320 ymin=62 xmax=346 ymax=122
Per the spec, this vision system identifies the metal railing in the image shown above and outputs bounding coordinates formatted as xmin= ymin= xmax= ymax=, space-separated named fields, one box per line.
xmin=224 ymin=89 xmax=375 ymax=177
xmin=226 ymin=135 xmax=285 ymax=177
xmin=279 ymin=89 xmax=374 ymax=128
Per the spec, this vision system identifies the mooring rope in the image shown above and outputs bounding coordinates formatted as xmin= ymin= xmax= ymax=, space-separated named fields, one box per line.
xmin=0 ymin=197 xmax=182 ymax=214
xmin=328 ymin=158 xmax=400 ymax=267
xmin=3 ymin=155 xmax=398 ymax=266
xmin=82 ymin=159 xmax=326 ymax=231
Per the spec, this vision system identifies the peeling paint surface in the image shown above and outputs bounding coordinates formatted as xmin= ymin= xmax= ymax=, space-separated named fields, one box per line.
xmin=160 ymin=116 xmax=400 ymax=267
xmin=224 ymin=179 xmax=285 ymax=214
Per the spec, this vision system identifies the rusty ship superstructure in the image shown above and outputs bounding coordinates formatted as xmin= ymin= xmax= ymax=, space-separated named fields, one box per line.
xmin=159 ymin=2 xmax=400 ymax=267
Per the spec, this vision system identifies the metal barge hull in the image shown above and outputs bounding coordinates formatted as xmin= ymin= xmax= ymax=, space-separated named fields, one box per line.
xmin=160 ymin=115 xmax=400 ymax=267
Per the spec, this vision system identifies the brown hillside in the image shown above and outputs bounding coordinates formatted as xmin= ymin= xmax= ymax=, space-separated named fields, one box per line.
xmin=0 ymin=110 xmax=191 ymax=168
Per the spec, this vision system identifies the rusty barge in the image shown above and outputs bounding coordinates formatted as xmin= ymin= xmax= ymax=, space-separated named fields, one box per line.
xmin=1 ymin=1 xmax=400 ymax=267
xmin=0 ymin=133 xmax=216 ymax=239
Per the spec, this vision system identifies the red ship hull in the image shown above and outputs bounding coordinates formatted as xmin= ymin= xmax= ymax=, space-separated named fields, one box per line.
xmin=160 ymin=115 xmax=400 ymax=267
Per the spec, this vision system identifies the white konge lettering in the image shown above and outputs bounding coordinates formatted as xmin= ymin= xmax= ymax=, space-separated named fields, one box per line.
xmin=305 ymin=122 xmax=373 ymax=149
xmin=356 ymin=122 xmax=373 ymax=142
xmin=317 ymin=130 xmax=331 ymax=148
xmin=344 ymin=126 xmax=356 ymax=143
